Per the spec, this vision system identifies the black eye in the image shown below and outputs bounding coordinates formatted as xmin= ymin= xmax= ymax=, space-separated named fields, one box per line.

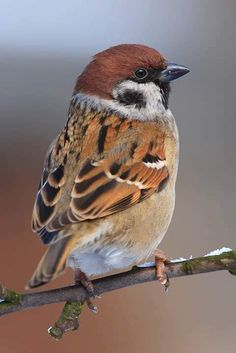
xmin=134 ymin=68 xmax=148 ymax=80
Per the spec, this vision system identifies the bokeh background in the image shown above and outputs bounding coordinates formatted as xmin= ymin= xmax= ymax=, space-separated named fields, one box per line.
xmin=1 ymin=0 xmax=236 ymax=352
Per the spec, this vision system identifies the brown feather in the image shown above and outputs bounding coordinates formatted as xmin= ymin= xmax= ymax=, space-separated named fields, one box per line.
xmin=26 ymin=236 xmax=76 ymax=288
xmin=31 ymin=107 xmax=169 ymax=244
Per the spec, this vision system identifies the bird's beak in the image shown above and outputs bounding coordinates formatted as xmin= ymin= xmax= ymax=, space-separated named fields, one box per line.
xmin=158 ymin=63 xmax=190 ymax=83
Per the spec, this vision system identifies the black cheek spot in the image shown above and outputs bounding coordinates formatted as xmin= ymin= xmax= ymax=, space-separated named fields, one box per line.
xmin=117 ymin=90 xmax=146 ymax=109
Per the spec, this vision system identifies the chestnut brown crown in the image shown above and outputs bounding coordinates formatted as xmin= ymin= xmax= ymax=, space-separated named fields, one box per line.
xmin=74 ymin=44 xmax=166 ymax=100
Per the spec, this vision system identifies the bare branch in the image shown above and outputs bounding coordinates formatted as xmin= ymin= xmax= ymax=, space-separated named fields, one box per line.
xmin=1 ymin=250 xmax=236 ymax=318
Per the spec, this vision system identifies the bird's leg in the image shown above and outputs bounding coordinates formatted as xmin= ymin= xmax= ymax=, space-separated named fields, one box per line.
xmin=154 ymin=249 xmax=170 ymax=292
xmin=74 ymin=268 xmax=98 ymax=313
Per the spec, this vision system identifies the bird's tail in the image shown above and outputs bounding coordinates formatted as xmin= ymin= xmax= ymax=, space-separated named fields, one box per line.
xmin=26 ymin=236 xmax=74 ymax=289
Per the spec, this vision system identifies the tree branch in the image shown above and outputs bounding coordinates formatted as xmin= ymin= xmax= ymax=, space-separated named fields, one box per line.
xmin=1 ymin=249 xmax=236 ymax=318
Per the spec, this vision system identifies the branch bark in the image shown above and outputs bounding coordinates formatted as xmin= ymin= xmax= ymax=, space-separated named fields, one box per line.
xmin=1 ymin=249 xmax=236 ymax=318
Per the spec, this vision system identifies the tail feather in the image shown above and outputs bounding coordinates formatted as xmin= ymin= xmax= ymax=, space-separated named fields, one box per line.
xmin=26 ymin=236 xmax=73 ymax=289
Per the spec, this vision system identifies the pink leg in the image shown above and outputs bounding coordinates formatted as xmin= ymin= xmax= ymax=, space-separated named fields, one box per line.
xmin=74 ymin=268 xmax=98 ymax=313
xmin=154 ymin=249 xmax=170 ymax=291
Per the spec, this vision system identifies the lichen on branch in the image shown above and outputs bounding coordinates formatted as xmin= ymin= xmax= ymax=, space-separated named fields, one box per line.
xmin=0 ymin=283 xmax=21 ymax=307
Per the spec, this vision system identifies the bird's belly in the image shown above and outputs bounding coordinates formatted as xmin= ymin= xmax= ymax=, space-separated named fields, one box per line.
xmin=67 ymin=184 xmax=176 ymax=276
xmin=68 ymin=244 xmax=139 ymax=276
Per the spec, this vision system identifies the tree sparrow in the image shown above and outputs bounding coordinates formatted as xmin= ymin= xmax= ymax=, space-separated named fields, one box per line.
xmin=27 ymin=44 xmax=189 ymax=299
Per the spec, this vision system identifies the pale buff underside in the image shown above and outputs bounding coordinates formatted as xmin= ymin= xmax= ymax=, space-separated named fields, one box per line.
xmin=67 ymin=82 xmax=179 ymax=276
xmin=67 ymin=181 xmax=176 ymax=276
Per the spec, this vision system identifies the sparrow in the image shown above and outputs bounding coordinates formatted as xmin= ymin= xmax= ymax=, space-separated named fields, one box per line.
xmin=27 ymin=44 xmax=189 ymax=302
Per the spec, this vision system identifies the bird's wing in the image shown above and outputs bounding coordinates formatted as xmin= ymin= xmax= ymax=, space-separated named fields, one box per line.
xmin=32 ymin=110 xmax=169 ymax=244
xmin=31 ymin=136 xmax=67 ymax=242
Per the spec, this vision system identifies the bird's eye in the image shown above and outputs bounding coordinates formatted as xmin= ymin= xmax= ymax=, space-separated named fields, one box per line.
xmin=134 ymin=68 xmax=148 ymax=80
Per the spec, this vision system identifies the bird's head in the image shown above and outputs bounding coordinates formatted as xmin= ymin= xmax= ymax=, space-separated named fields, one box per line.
xmin=74 ymin=44 xmax=189 ymax=117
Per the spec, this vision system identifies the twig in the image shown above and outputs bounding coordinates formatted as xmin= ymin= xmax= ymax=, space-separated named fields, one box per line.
xmin=48 ymin=300 xmax=84 ymax=340
xmin=1 ymin=250 xmax=236 ymax=319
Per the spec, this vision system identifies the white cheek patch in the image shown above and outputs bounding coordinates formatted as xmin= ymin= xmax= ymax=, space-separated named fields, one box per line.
xmin=112 ymin=81 xmax=165 ymax=120
xmin=72 ymin=81 xmax=173 ymax=122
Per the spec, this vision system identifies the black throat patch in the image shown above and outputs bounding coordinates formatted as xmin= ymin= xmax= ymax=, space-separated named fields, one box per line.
xmin=159 ymin=82 xmax=171 ymax=110
xmin=116 ymin=90 xmax=146 ymax=109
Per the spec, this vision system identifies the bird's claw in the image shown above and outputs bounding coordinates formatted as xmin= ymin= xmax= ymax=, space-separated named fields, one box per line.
xmin=74 ymin=269 xmax=100 ymax=312
xmin=86 ymin=298 xmax=98 ymax=313
xmin=155 ymin=249 xmax=170 ymax=292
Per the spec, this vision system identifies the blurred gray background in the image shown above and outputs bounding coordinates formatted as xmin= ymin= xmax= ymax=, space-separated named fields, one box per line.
xmin=1 ymin=0 xmax=236 ymax=352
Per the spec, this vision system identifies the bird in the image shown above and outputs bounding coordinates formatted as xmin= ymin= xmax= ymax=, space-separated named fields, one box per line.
xmin=27 ymin=44 xmax=189 ymax=306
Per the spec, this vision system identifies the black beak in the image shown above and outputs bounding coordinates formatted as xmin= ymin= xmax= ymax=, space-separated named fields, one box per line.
xmin=158 ymin=63 xmax=190 ymax=83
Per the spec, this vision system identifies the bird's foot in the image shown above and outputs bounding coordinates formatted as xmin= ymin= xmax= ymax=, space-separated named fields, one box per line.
xmin=74 ymin=269 xmax=99 ymax=313
xmin=154 ymin=249 xmax=170 ymax=292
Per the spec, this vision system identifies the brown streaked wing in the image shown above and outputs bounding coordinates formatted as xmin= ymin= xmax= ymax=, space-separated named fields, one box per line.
xmin=61 ymin=156 xmax=169 ymax=222
xmin=31 ymin=164 xmax=66 ymax=234
xmin=33 ymin=111 xmax=169 ymax=244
